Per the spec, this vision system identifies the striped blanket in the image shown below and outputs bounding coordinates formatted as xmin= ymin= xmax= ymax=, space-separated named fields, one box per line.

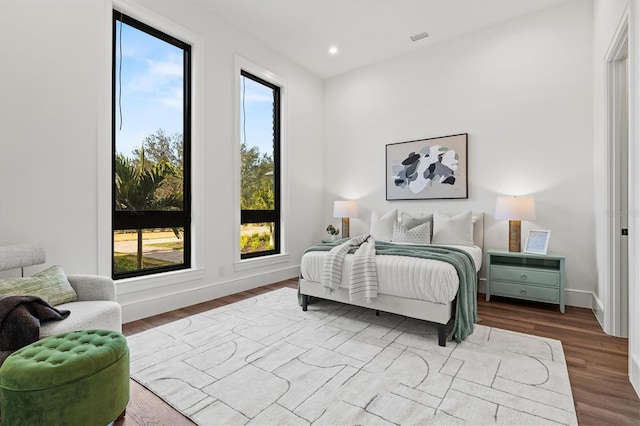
xmin=305 ymin=239 xmax=478 ymax=342
xmin=321 ymin=234 xmax=377 ymax=302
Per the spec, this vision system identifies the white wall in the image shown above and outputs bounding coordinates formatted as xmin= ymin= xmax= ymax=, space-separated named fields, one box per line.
xmin=323 ymin=1 xmax=595 ymax=307
xmin=0 ymin=0 xmax=324 ymax=321
xmin=0 ymin=0 xmax=104 ymax=274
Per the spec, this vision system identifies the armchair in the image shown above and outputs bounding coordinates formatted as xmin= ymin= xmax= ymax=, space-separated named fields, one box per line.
xmin=0 ymin=244 xmax=121 ymax=337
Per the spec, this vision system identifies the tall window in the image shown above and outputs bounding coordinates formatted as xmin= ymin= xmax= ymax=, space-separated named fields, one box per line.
xmin=112 ymin=12 xmax=191 ymax=278
xmin=240 ymin=71 xmax=281 ymax=259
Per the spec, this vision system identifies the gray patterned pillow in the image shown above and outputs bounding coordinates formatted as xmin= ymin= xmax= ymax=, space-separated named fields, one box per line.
xmin=0 ymin=265 xmax=77 ymax=306
xmin=392 ymin=221 xmax=431 ymax=245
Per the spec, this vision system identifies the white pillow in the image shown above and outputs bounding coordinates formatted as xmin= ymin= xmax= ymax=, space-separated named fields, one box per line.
xmin=370 ymin=209 xmax=397 ymax=241
xmin=400 ymin=211 xmax=433 ymax=230
xmin=392 ymin=221 xmax=431 ymax=245
xmin=432 ymin=211 xmax=474 ymax=246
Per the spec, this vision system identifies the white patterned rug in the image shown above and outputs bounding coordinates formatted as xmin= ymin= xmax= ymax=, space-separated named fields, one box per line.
xmin=128 ymin=287 xmax=577 ymax=425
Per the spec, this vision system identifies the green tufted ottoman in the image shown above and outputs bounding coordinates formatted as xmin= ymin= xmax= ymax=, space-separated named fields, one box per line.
xmin=0 ymin=329 xmax=129 ymax=425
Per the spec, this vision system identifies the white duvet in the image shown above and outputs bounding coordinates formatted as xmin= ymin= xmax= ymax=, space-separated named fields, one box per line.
xmin=300 ymin=244 xmax=482 ymax=305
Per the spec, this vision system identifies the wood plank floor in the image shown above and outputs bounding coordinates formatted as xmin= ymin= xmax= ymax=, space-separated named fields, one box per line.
xmin=116 ymin=279 xmax=640 ymax=425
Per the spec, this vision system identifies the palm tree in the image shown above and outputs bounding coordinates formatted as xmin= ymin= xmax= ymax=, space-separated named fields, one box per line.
xmin=115 ymin=149 xmax=182 ymax=269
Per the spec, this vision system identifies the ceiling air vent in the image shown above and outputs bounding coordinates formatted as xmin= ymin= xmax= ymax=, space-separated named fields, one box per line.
xmin=410 ymin=32 xmax=430 ymax=42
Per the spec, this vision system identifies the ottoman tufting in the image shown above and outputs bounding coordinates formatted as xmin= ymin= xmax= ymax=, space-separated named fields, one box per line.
xmin=0 ymin=329 xmax=129 ymax=425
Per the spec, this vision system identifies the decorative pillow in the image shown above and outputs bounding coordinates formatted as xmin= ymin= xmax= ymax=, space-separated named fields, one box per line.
xmin=400 ymin=211 xmax=433 ymax=230
xmin=0 ymin=265 xmax=77 ymax=306
xmin=432 ymin=211 xmax=474 ymax=246
xmin=392 ymin=221 xmax=431 ymax=245
xmin=370 ymin=209 xmax=397 ymax=241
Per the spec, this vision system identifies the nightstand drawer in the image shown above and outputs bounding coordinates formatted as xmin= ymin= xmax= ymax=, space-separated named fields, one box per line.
xmin=491 ymin=281 xmax=560 ymax=303
xmin=486 ymin=250 xmax=565 ymax=313
xmin=491 ymin=265 xmax=560 ymax=287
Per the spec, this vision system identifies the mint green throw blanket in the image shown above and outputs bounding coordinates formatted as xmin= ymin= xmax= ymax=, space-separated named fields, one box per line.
xmin=304 ymin=240 xmax=478 ymax=342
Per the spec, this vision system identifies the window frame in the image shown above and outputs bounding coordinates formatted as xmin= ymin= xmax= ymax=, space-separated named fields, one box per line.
xmin=239 ymin=70 xmax=281 ymax=260
xmin=111 ymin=11 xmax=192 ymax=279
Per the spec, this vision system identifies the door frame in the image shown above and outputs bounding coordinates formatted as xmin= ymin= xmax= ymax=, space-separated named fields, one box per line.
xmin=604 ymin=11 xmax=629 ymax=337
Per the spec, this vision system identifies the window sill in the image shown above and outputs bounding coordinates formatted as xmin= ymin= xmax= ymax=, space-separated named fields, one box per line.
xmin=116 ymin=267 xmax=205 ymax=295
xmin=233 ymin=253 xmax=290 ymax=272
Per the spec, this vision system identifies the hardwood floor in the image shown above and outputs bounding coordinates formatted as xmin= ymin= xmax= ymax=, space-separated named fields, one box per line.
xmin=116 ymin=279 xmax=640 ymax=425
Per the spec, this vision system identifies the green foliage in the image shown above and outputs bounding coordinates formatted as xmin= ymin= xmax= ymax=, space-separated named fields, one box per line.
xmin=132 ymin=129 xmax=183 ymax=169
xmin=326 ymin=224 xmax=339 ymax=235
xmin=240 ymin=142 xmax=276 ymax=254
xmin=115 ymin=129 xmax=185 ymax=270
xmin=113 ymin=252 xmax=175 ymax=274
xmin=241 ymin=143 xmax=274 ymax=210
xmin=147 ymin=241 xmax=183 ymax=250
xmin=115 ymin=153 xmax=182 ymax=211
xmin=115 ymin=128 xmax=277 ymax=266
xmin=130 ymin=129 xmax=184 ymax=206
xmin=240 ymin=232 xmax=273 ymax=254
xmin=116 ymin=128 xmax=184 ymax=212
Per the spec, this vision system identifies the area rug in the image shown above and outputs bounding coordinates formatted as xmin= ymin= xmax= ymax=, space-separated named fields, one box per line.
xmin=128 ymin=287 xmax=578 ymax=425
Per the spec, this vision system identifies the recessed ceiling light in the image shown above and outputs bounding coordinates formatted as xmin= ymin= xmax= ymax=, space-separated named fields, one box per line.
xmin=328 ymin=45 xmax=338 ymax=55
xmin=410 ymin=32 xmax=430 ymax=42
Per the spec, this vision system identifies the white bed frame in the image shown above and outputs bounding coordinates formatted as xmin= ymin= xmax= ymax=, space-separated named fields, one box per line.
xmin=299 ymin=213 xmax=483 ymax=347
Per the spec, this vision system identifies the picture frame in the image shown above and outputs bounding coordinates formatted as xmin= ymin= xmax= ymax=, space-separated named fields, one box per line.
xmin=523 ymin=230 xmax=551 ymax=255
xmin=386 ymin=133 xmax=468 ymax=200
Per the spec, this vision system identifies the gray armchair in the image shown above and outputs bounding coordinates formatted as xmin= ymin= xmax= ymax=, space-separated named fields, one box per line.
xmin=0 ymin=244 xmax=122 ymax=337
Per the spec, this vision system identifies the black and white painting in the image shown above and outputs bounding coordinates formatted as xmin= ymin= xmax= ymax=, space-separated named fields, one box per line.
xmin=386 ymin=133 xmax=468 ymax=200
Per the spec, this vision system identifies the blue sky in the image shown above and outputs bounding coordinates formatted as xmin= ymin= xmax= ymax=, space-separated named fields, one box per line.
xmin=115 ymin=21 xmax=274 ymax=159
xmin=114 ymin=21 xmax=183 ymax=157
xmin=241 ymin=77 xmax=275 ymax=157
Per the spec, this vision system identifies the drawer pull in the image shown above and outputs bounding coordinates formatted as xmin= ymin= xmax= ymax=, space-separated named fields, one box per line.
xmin=520 ymin=289 xmax=527 ymax=295
xmin=520 ymin=274 xmax=527 ymax=280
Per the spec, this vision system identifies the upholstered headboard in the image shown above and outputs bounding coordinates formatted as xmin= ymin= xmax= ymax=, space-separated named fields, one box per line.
xmin=0 ymin=244 xmax=46 ymax=273
xmin=473 ymin=212 xmax=484 ymax=250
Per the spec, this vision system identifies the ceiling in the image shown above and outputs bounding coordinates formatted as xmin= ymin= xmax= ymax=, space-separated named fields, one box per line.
xmin=192 ymin=0 xmax=569 ymax=79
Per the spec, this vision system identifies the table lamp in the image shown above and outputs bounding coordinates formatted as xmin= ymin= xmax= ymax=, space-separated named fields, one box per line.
xmin=495 ymin=196 xmax=536 ymax=252
xmin=333 ymin=200 xmax=358 ymax=238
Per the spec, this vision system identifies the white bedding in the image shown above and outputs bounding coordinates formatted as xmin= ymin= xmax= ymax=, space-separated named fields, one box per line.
xmin=300 ymin=244 xmax=482 ymax=305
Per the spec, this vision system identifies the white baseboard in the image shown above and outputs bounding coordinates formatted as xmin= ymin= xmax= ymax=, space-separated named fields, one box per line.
xmin=121 ymin=265 xmax=299 ymax=323
xmin=631 ymin=353 xmax=640 ymax=398
xmin=564 ymin=288 xmax=594 ymax=309
xmin=592 ymin=293 xmax=606 ymax=330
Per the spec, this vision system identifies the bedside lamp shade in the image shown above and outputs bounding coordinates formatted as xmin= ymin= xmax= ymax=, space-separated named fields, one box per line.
xmin=333 ymin=201 xmax=358 ymax=238
xmin=495 ymin=196 xmax=536 ymax=252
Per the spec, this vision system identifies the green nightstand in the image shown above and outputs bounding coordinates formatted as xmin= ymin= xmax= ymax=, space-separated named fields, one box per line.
xmin=486 ymin=249 xmax=565 ymax=313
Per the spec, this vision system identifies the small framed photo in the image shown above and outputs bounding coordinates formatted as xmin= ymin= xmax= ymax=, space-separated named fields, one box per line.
xmin=523 ymin=230 xmax=551 ymax=255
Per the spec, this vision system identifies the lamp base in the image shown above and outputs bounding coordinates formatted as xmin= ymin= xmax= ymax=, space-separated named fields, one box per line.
xmin=341 ymin=217 xmax=350 ymax=238
xmin=508 ymin=220 xmax=521 ymax=252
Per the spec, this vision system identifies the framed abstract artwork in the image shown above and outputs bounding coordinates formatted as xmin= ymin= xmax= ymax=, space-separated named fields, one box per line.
xmin=386 ymin=133 xmax=468 ymax=200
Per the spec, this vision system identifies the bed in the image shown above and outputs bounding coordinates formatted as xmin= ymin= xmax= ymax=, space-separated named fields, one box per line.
xmin=298 ymin=210 xmax=483 ymax=347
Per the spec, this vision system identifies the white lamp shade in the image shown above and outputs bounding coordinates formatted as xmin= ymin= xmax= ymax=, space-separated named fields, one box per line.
xmin=333 ymin=200 xmax=358 ymax=218
xmin=495 ymin=196 xmax=536 ymax=221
